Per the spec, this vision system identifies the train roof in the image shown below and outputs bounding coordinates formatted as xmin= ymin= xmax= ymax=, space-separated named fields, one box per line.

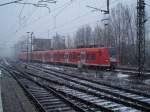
xmin=19 ymin=47 xmax=116 ymax=54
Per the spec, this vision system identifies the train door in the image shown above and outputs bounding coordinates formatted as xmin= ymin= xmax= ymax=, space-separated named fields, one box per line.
xmin=42 ymin=54 xmax=45 ymax=63
xmin=51 ymin=53 xmax=54 ymax=62
xmin=64 ymin=52 xmax=69 ymax=63
xmin=80 ymin=51 xmax=86 ymax=64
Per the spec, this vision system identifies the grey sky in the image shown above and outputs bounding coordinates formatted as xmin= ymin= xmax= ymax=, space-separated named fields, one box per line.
xmin=0 ymin=0 xmax=150 ymax=56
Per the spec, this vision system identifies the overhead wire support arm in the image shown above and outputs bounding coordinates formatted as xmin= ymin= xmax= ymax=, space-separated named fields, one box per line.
xmin=86 ymin=5 xmax=109 ymax=14
xmin=16 ymin=1 xmax=52 ymax=13
xmin=86 ymin=0 xmax=109 ymax=14
xmin=0 ymin=0 xmax=22 ymax=7
xmin=0 ymin=0 xmax=57 ymax=13
xmin=38 ymin=0 xmax=57 ymax=4
xmin=145 ymin=3 xmax=150 ymax=7
xmin=144 ymin=3 xmax=150 ymax=22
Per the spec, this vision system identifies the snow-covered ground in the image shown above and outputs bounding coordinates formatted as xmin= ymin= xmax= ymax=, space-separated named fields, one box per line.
xmin=28 ymin=62 xmax=150 ymax=94
xmin=117 ymin=72 xmax=129 ymax=78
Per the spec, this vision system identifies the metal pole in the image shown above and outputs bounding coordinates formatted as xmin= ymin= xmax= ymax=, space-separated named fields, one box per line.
xmin=30 ymin=32 xmax=33 ymax=62
xmin=107 ymin=0 xmax=109 ymax=14
xmin=27 ymin=32 xmax=30 ymax=64
xmin=137 ymin=0 xmax=145 ymax=76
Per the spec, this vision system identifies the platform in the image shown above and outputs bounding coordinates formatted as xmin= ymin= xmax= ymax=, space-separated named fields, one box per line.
xmin=1 ymin=70 xmax=37 ymax=112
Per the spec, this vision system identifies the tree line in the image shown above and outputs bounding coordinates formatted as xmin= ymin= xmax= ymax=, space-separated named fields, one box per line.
xmin=52 ymin=3 xmax=150 ymax=67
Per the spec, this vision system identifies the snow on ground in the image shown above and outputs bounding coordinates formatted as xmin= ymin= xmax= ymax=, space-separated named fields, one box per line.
xmin=117 ymin=72 xmax=129 ymax=78
xmin=144 ymin=79 xmax=150 ymax=85
xmin=45 ymin=65 xmax=64 ymax=70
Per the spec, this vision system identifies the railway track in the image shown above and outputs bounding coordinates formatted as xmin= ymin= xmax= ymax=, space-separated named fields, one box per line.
xmin=7 ymin=67 xmax=141 ymax=112
xmin=26 ymin=63 xmax=150 ymax=95
xmin=7 ymin=63 xmax=150 ymax=111
xmin=2 ymin=60 xmax=150 ymax=111
xmin=117 ymin=66 xmax=150 ymax=72
xmin=115 ymin=68 xmax=150 ymax=75
xmin=28 ymin=62 xmax=150 ymax=76
xmin=2 ymin=66 xmax=100 ymax=112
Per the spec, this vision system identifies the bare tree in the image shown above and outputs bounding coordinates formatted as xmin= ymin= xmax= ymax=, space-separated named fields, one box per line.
xmin=74 ymin=25 xmax=92 ymax=48
xmin=109 ymin=3 xmax=137 ymax=65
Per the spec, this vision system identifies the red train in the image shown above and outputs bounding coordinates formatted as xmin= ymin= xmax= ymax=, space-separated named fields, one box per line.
xmin=18 ymin=47 xmax=119 ymax=69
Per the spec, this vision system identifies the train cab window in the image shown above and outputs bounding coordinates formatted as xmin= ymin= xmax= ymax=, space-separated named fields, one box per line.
xmin=109 ymin=48 xmax=116 ymax=58
xmin=91 ymin=54 xmax=96 ymax=60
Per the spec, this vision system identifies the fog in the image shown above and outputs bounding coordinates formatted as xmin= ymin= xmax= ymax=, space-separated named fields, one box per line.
xmin=0 ymin=0 xmax=150 ymax=57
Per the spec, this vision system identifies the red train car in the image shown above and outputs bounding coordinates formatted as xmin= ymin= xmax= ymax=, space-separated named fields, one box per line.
xmin=18 ymin=47 xmax=119 ymax=69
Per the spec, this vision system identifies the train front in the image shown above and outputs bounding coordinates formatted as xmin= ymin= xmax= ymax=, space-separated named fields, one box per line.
xmin=109 ymin=48 xmax=119 ymax=69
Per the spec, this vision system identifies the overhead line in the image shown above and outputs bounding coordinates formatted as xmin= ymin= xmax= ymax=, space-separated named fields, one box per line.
xmin=0 ymin=0 xmax=22 ymax=7
xmin=50 ymin=0 xmax=121 ymax=32
xmin=55 ymin=19 xmax=99 ymax=33
xmin=16 ymin=11 xmax=93 ymax=34
xmin=50 ymin=11 xmax=93 ymax=31
xmin=55 ymin=0 xmax=75 ymax=17
xmin=19 ymin=0 xmax=81 ymax=29
xmin=14 ymin=0 xmax=121 ymax=37
xmin=18 ymin=2 xmax=26 ymax=18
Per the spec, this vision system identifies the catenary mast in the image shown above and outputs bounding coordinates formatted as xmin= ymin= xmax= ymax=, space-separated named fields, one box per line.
xmin=137 ymin=0 xmax=145 ymax=76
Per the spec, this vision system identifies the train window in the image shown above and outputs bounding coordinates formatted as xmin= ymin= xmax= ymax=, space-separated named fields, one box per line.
xmin=60 ymin=54 xmax=64 ymax=58
xmin=69 ymin=54 xmax=72 ymax=59
xmin=48 ymin=54 xmax=52 ymax=58
xmin=78 ymin=54 xmax=80 ymax=59
xmin=55 ymin=54 xmax=58 ymax=58
xmin=37 ymin=54 xmax=39 ymax=58
xmin=56 ymin=54 xmax=58 ymax=58
xmin=40 ymin=54 xmax=42 ymax=58
xmin=64 ymin=54 xmax=68 ymax=58
xmin=39 ymin=53 xmax=41 ymax=57
xmin=62 ymin=54 xmax=64 ymax=58
xmin=54 ymin=54 xmax=56 ymax=58
xmin=52 ymin=54 xmax=54 ymax=58
xmin=86 ymin=54 xmax=96 ymax=60
xmin=91 ymin=54 xmax=96 ymax=60
xmin=71 ymin=53 xmax=76 ymax=59
xmin=59 ymin=54 xmax=63 ymax=58
xmin=71 ymin=53 xmax=77 ymax=59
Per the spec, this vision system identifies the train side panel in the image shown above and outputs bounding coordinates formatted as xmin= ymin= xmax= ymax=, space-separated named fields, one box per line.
xmin=18 ymin=47 xmax=119 ymax=68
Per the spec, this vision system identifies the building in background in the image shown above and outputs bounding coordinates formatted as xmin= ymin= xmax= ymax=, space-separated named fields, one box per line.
xmin=33 ymin=38 xmax=52 ymax=51
xmin=52 ymin=34 xmax=66 ymax=49
xmin=14 ymin=38 xmax=52 ymax=56
xmin=14 ymin=34 xmax=67 ymax=58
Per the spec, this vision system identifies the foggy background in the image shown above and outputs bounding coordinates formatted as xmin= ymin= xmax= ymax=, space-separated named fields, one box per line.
xmin=0 ymin=0 xmax=150 ymax=57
